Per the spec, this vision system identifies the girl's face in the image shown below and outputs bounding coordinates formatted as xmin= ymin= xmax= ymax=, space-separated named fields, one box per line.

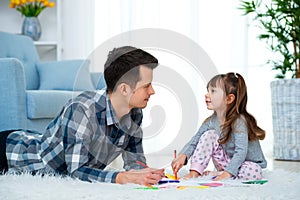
xmin=205 ymin=84 xmax=227 ymax=113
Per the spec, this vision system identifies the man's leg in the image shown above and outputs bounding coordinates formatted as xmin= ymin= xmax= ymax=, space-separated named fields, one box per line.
xmin=0 ymin=130 xmax=17 ymax=174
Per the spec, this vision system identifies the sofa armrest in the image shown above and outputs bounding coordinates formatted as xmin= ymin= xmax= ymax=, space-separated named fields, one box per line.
xmin=0 ymin=58 xmax=27 ymax=131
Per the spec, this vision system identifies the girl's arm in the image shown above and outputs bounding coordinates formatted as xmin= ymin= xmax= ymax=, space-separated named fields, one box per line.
xmin=223 ymin=117 xmax=248 ymax=177
xmin=179 ymin=115 xmax=217 ymax=160
xmin=172 ymin=118 xmax=213 ymax=174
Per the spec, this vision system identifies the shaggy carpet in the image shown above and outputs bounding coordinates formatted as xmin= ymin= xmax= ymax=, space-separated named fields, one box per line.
xmin=0 ymin=169 xmax=299 ymax=200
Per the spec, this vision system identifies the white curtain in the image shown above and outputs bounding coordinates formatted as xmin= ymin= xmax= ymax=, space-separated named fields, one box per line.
xmin=61 ymin=0 xmax=95 ymax=59
xmin=94 ymin=0 xmax=249 ymax=73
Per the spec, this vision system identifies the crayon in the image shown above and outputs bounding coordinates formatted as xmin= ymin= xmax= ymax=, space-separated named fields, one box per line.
xmin=174 ymin=150 xmax=178 ymax=180
xmin=242 ymin=180 xmax=268 ymax=184
xmin=135 ymin=187 xmax=159 ymax=190
xmin=136 ymin=160 xmax=149 ymax=168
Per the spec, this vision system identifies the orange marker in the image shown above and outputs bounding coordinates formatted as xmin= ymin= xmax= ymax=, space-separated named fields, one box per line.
xmin=136 ymin=160 xmax=149 ymax=168
xmin=174 ymin=150 xmax=178 ymax=180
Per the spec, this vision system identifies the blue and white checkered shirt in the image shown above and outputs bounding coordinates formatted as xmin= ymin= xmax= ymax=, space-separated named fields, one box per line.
xmin=6 ymin=89 xmax=146 ymax=183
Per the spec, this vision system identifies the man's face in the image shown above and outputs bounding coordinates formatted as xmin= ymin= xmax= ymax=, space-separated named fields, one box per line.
xmin=128 ymin=65 xmax=155 ymax=109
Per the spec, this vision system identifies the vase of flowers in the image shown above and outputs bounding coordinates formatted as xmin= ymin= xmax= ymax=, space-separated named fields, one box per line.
xmin=9 ymin=0 xmax=55 ymax=41
xmin=21 ymin=17 xmax=41 ymax=41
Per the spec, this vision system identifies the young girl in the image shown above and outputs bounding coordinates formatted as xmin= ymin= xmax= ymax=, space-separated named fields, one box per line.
xmin=172 ymin=72 xmax=267 ymax=181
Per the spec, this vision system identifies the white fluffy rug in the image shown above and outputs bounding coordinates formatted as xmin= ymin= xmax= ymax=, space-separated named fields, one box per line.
xmin=0 ymin=169 xmax=299 ymax=200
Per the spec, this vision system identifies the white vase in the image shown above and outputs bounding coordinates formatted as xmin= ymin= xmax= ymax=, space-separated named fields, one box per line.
xmin=271 ymin=79 xmax=300 ymax=160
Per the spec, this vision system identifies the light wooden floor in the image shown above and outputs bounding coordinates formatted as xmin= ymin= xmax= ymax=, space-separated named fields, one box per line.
xmin=269 ymin=158 xmax=300 ymax=172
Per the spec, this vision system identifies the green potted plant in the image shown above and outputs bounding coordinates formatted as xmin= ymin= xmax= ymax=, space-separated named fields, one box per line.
xmin=240 ymin=0 xmax=300 ymax=160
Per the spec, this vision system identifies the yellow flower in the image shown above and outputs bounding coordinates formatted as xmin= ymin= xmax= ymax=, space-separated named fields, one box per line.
xmin=48 ymin=2 xmax=55 ymax=8
xmin=14 ymin=0 xmax=21 ymax=5
xmin=9 ymin=3 xmax=16 ymax=8
xmin=9 ymin=0 xmax=55 ymax=17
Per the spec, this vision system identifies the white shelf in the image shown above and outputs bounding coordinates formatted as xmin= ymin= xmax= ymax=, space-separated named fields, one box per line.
xmin=35 ymin=0 xmax=62 ymax=61
xmin=34 ymin=41 xmax=58 ymax=46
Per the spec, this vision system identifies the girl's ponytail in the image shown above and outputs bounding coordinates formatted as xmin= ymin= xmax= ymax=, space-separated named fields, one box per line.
xmin=234 ymin=73 xmax=247 ymax=115
xmin=221 ymin=72 xmax=265 ymax=143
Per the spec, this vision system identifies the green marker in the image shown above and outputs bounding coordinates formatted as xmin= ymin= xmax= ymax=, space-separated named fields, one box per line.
xmin=135 ymin=187 xmax=159 ymax=190
xmin=242 ymin=180 xmax=268 ymax=184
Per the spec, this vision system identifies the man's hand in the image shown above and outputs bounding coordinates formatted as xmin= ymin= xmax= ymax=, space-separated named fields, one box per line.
xmin=171 ymin=154 xmax=187 ymax=175
xmin=116 ymin=168 xmax=165 ymax=186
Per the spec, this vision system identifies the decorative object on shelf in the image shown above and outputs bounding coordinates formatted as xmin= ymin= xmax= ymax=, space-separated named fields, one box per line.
xmin=9 ymin=0 xmax=55 ymax=41
xmin=22 ymin=17 xmax=41 ymax=41
xmin=240 ymin=0 xmax=300 ymax=160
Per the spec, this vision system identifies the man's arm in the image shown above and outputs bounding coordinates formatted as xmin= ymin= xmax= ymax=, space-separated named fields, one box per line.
xmin=61 ymin=103 xmax=120 ymax=183
xmin=122 ymin=132 xmax=147 ymax=171
xmin=122 ymin=109 xmax=147 ymax=170
xmin=117 ymin=109 xmax=165 ymax=185
xmin=72 ymin=166 xmax=119 ymax=183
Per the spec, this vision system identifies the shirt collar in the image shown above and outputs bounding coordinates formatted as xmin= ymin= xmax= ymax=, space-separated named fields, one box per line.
xmin=105 ymin=92 xmax=119 ymax=126
xmin=105 ymin=92 xmax=136 ymax=131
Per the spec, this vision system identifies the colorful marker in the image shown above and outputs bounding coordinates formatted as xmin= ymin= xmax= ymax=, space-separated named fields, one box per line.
xmin=135 ymin=187 xmax=159 ymax=190
xmin=165 ymin=173 xmax=176 ymax=180
xmin=242 ymin=180 xmax=268 ymax=184
xmin=158 ymin=180 xmax=180 ymax=185
xmin=136 ymin=160 xmax=149 ymax=168
xmin=174 ymin=150 xmax=178 ymax=180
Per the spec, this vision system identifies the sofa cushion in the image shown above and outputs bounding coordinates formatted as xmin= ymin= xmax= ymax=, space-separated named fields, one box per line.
xmin=90 ymin=72 xmax=107 ymax=90
xmin=27 ymin=90 xmax=82 ymax=119
xmin=37 ymin=60 xmax=95 ymax=91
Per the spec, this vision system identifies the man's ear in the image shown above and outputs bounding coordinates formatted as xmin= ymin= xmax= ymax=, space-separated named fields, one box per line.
xmin=226 ymin=94 xmax=235 ymax=104
xmin=118 ymin=83 xmax=131 ymax=96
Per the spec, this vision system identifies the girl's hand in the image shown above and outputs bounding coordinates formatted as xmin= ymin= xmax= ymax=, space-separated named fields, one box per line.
xmin=212 ymin=171 xmax=232 ymax=181
xmin=171 ymin=154 xmax=187 ymax=174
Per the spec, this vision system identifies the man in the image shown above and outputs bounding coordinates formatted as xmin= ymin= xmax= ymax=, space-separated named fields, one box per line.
xmin=0 ymin=46 xmax=164 ymax=185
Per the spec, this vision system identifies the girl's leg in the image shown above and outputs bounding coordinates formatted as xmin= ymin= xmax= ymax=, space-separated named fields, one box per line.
xmin=212 ymin=149 xmax=262 ymax=180
xmin=189 ymin=130 xmax=221 ymax=175
xmin=189 ymin=130 xmax=262 ymax=180
xmin=237 ymin=161 xmax=262 ymax=180
xmin=211 ymin=144 xmax=230 ymax=172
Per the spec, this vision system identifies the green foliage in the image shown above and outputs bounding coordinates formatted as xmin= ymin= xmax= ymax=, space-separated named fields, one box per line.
xmin=16 ymin=3 xmax=47 ymax=17
xmin=239 ymin=0 xmax=300 ymax=79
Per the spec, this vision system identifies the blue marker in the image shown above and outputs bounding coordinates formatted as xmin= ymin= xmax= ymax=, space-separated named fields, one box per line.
xmin=158 ymin=180 xmax=180 ymax=184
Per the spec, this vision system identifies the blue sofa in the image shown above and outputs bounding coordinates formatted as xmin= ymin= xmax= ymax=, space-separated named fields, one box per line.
xmin=0 ymin=31 xmax=105 ymax=132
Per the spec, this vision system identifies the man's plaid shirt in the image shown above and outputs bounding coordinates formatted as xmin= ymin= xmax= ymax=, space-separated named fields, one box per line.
xmin=6 ymin=89 xmax=147 ymax=183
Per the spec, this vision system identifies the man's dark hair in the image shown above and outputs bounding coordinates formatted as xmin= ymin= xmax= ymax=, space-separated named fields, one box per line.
xmin=104 ymin=46 xmax=158 ymax=93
